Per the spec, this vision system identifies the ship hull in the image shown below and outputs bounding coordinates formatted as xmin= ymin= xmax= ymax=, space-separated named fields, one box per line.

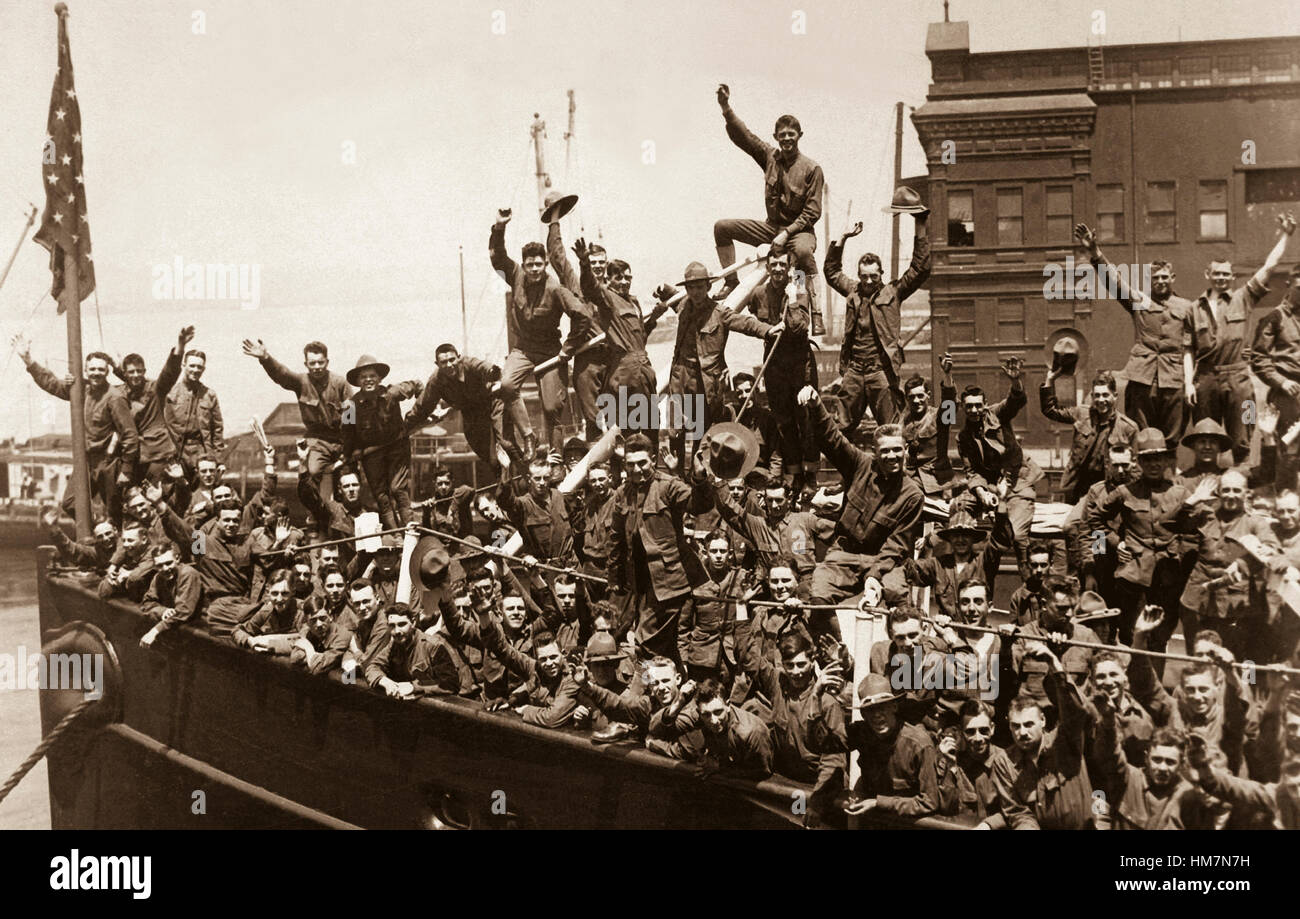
xmin=35 ymin=548 xmax=822 ymax=830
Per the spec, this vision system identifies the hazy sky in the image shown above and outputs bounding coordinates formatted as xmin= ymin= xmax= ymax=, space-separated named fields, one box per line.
xmin=1 ymin=0 xmax=1295 ymax=440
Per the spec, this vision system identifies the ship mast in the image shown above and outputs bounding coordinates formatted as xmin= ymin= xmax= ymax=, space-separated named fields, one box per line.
xmin=563 ymin=90 xmax=575 ymax=182
xmin=530 ymin=113 xmax=552 ymax=235
xmin=890 ymin=100 xmax=904 ymax=279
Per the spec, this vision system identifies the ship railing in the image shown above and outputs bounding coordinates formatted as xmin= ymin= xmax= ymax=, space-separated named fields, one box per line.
xmin=41 ymin=559 xmax=970 ymax=830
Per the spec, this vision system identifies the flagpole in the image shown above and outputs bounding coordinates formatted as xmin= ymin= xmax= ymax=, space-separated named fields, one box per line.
xmin=54 ymin=3 xmax=91 ymax=539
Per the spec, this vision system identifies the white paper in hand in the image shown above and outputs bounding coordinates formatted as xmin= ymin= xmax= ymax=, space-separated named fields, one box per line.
xmin=354 ymin=512 xmax=382 ymax=553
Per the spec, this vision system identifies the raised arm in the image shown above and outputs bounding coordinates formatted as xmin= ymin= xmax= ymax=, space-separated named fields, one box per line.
xmin=478 ymin=609 xmax=537 ymax=682
xmin=717 ymin=84 xmax=771 ymax=170
xmin=546 ymin=221 xmax=580 ymax=296
xmin=994 ymin=364 xmax=1026 ymax=425
xmin=242 ymin=339 xmax=304 ymax=395
xmin=24 ymin=358 xmax=72 ymax=401
xmin=824 ymin=220 xmax=866 ymax=300
xmin=1251 ymin=214 xmax=1296 ymax=291
xmin=489 ymin=213 xmax=518 ymax=285
xmin=894 ymin=219 xmax=931 ymax=303
xmin=809 ymin=394 xmax=869 ymax=483
xmin=1039 ymin=370 xmax=1076 ymax=425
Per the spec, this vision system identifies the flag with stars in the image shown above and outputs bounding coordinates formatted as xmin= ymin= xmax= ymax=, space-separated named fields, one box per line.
xmin=33 ymin=9 xmax=95 ymax=314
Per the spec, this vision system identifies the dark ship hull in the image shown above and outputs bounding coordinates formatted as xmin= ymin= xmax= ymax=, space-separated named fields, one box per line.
xmin=35 ymin=548 xmax=962 ymax=830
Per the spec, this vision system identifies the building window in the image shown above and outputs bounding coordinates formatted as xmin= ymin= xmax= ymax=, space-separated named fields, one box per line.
xmin=1104 ymin=59 xmax=1131 ymax=79
xmin=1180 ymin=56 xmax=1211 ymax=74
xmin=1144 ymin=181 xmax=1176 ymax=243
xmin=1198 ymin=180 xmax=1228 ymax=239
xmin=997 ymin=298 xmax=1025 ymax=342
xmin=1046 ymin=186 xmax=1073 ymax=244
xmin=1218 ymin=54 xmax=1250 ymax=73
xmin=947 ymin=189 xmax=975 ymax=247
xmin=1097 ymin=184 xmax=1125 ymax=243
xmin=1138 ymin=58 xmax=1172 ymax=76
xmin=1258 ymin=52 xmax=1289 ymax=72
xmin=1245 ymin=167 xmax=1300 ymax=204
xmin=997 ymin=189 xmax=1023 ymax=246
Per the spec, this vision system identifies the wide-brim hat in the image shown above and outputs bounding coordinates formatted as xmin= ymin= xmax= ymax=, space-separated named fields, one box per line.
xmin=583 ymin=630 xmax=627 ymax=664
xmin=881 ymin=185 xmax=928 ymax=214
xmin=675 ymin=261 xmax=721 ymax=286
xmin=540 ymin=190 xmax=579 ymax=224
xmin=702 ymin=422 xmax=759 ymax=481
xmin=856 ymin=672 xmax=900 ymax=709
xmin=407 ymin=534 xmax=451 ymax=589
xmin=1077 ymin=590 xmax=1112 ymax=616
xmin=346 ymin=354 xmax=391 ymax=386
xmin=939 ymin=509 xmax=988 ymax=540
xmin=1134 ymin=427 xmax=1174 ymax=456
xmin=1180 ymin=418 xmax=1233 ymax=451
xmin=1050 ymin=337 xmax=1080 ymax=375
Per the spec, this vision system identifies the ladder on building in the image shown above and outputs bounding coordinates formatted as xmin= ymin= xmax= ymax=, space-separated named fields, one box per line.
xmin=1087 ymin=42 xmax=1105 ymax=88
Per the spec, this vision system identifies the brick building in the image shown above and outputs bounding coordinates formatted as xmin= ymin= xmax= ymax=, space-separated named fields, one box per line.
xmin=911 ymin=18 xmax=1300 ymax=459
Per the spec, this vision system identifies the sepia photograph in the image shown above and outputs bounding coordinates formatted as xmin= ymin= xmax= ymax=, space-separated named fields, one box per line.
xmin=0 ymin=0 xmax=1297 ymax=887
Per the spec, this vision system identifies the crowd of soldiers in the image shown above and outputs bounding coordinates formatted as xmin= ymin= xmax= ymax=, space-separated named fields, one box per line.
xmin=17 ymin=86 xmax=1300 ymax=829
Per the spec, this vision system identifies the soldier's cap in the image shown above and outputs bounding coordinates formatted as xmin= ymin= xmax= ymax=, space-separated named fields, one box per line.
xmin=1180 ymin=418 xmax=1233 ymax=451
xmin=1133 ymin=428 xmax=1174 ymax=456
xmin=939 ymin=509 xmax=988 ymax=540
xmin=675 ymin=261 xmax=721 ymax=287
xmin=541 ymin=190 xmax=579 ymax=225
xmin=583 ymin=629 xmax=626 ymax=664
xmin=1076 ymin=590 xmax=1109 ymax=615
xmin=702 ymin=422 xmax=760 ymax=481
xmin=1050 ymin=337 xmax=1080 ymax=376
xmin=562 ymin=435 xmax=588 ymax=458
xmin=856 ymin=672 xmax=900 ymax=709
xmin=346 ymin=354 xmax=390 ymax=386
xmin=881 ymin=185 xmax=928 ymax=215
xmin=407 ymin=534 xmax=449 ymax=586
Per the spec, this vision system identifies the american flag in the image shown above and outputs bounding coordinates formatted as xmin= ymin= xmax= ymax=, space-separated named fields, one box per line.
xmin=33 ymin=7 xmax=95 ymax=314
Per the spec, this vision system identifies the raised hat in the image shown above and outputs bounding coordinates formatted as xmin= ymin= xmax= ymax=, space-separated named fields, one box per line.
xmin=540 ymin=190 xmax=579 ymax=224
xmin=1050 ymin=337 xmax=1080 ymax=376
xmin=407 ymin=534 xmax=450 ymax=589
xmin=675 ymin=261 xmax=720 ymax=287
xmin=939 ymin=509 xmax=988 ymax=540
xmin=408 ymin=533 xmax=465 ymax=611
xmin=702 ymin=421 xmax=759 ymax=481
xmin=1180 ymin=418 xmax=1233 ymax=451
xmin=856 ymin=672 xmax=900 ymax=709
xmin=881 ymin=185 xmax=928 ymax=215
xmin=1134 ymin=427 xmax=1174 ymax=456
xmin=346 ymin=354 xmax=391 ymax=386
